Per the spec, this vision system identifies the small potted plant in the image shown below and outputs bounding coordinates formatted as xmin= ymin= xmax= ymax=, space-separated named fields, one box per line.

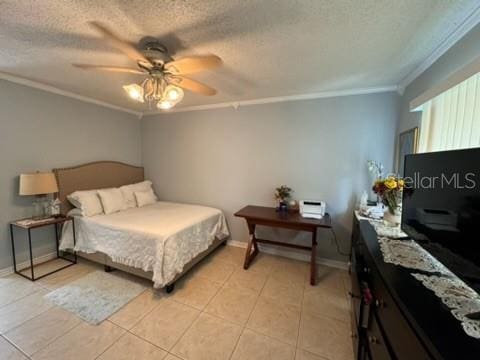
xmin=372 ymin=176 xmax=404 ymax=226
xmin=275 ymin=185 xmax=293 ymax=212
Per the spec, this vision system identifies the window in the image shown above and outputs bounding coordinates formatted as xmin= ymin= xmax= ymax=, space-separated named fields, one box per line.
xmin=418 ymin=72 xmax=480 ymax=153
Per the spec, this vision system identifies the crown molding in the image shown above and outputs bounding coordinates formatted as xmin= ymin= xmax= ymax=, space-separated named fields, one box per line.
xmin=397 ymin=4 xmax=480 ymax=93
xmin=144 ymin=85 xmax=398 ymax=116
xmin=410 ymin=55 xmax=480 ymax=111
xmin=0 ymin=71 xmax=396 ymax=117
xmin=0 ymin=72 xmax=143 ymax=117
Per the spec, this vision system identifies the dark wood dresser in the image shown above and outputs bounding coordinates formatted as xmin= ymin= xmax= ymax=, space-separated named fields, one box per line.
xmin=350 ymin=215 xmax=480 ymax=360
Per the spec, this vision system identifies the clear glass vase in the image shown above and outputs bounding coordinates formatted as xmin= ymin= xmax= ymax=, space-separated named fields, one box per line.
xmin=32 ymin=199 xmax=44 ymax=219
xmin=384 ymin=207 xmax=401 ymax=227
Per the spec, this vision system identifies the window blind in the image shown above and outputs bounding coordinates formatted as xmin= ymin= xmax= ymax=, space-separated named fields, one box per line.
xmin=418 ymin=72 xmax=480 ymax=153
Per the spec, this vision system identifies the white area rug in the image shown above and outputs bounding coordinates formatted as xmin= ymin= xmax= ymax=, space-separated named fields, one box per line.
xmin=45 ymin=271 xmax=146 ymax=325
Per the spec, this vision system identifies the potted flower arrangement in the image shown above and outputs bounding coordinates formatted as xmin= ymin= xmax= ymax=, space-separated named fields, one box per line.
xmin=372 ymin=176 xmax=404 ymax=226
xmin=274 ymin=185 xmax=292 ymax=212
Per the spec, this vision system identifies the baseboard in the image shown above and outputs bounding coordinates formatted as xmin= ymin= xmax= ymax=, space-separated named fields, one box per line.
xmin=227 ymin=240 xmax=349 ymax=270
xmin=0 ymin=252 xmax=58 ymax=277
xmin=0 ymin=242 xmax=349 ymax=277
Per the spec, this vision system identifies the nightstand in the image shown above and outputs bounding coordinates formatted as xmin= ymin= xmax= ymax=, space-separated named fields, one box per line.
xmin=10 ymin=216 xmax=77 ymax=281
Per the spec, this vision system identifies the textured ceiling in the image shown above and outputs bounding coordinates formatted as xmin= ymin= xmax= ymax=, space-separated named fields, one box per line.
xmin=0 ymin=0 xmax=478 ymax=113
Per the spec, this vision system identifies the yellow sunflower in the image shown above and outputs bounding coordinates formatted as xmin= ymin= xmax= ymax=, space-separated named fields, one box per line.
xmin=384 ymin=178 xmax=397 ymax=189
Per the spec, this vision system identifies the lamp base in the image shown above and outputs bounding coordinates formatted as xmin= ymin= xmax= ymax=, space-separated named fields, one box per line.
xmin=32 ymin=197 xmax=47 ymax=219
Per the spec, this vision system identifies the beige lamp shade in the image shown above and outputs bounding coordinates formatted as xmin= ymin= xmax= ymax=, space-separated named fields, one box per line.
xmin=19 ymin=172 xmax=58 ymax=196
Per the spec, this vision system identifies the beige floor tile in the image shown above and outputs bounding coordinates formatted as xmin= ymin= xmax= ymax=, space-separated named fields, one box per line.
xmin=191 ymin=258 xmax=236 ymax=284
xmin=295 ymin=349 xmax=328 ymax=360
xmin=19 ymin=258 xmax=73 ymax=279
xmin=298 ymin=312 xmax=353 ymax=360
xmin=164 ymin=354 xmax=183 ymax=360
xmin=98 ymin=332 xmax=167 ymax=360
xmin=4 ymin=307 xmax=81 ymax=356
xmin=205 ymin=286 xmax=258 ymax=325
xmin=210 ymin=245 xmax=245 ymax=266
xmin=0 ymin=289 xmax=52 ymax=333
xmin=246 ymin=253 xmax=277 ymax=275
xmin=0 ymin=276 xmax=41 ymax=308
xmin=0 ymin=275 xmax=20 ymax=289
xmin=339 ymin=269 xmax=349 ymax=279
xmin=308 ymin=266 xmax=347 ymax=294
xmin=247 ymin=296 xmax=301 ymax=346
xmin=169 ymin=275 xmax=222 ymax=310
xmin=131 ymin=298 xmax=199 ymax=351
xmin=261 ymin=277 xmax=304 ymax=306
xmin=31 ymin=320 xmax=125 ymax=360
xmin=109 ymin=289 xmax=164 ymax=329
xmin=270 ymin=256 xmax=308 ymax=270
xmin=231 ymin=328 xmax=295 ymax=360
xmin=0 ymin=335 xmax=27 ymax=360
xmin=302 ymin=285 xmax=350 ymax=323
xmin=172 ymin=313 xmax=242 ymax=360
xmin=104 ymin=268 xmax=154 ymax=288
xmin=224 ymin=268 xmax=267 ymax=295
xmin=36 ymin=262 xmax=97 ymax=290
xmin=342 ymin=273 xmax=352 ymax=300
xmin=270 ymin=257 xmax=308 ymax=286
xmin=0 ymin=254 xmax=352 ymax=360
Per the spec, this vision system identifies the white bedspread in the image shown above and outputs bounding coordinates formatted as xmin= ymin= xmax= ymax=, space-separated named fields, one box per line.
xmin=60 ymin=201 xmax=229 ymax=287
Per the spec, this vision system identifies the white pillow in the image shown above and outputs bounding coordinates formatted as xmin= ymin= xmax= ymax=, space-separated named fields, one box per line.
xmin=67 ymin=208 xmax=84 ymax=217
xmin=120 ymin=180 xmax=153 ymax=209
xmin=134 ymin=188 xmax=158 ymax=207
xmin=67 ymin=190 xmax=103 ymax=217
xmin=97 ymin=188 xmax=127 ymax=214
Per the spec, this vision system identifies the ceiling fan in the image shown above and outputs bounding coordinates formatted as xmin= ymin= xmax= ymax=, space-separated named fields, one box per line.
xmin=73 ymin=22 xmax=222 ymax=110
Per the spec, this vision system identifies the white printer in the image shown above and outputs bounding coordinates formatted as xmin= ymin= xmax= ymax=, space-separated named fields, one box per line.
xmin=299 ymin=200 xmax=326 ymax=219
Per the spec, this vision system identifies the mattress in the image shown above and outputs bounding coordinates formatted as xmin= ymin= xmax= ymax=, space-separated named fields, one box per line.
xmin=60 ymin=201 xmax=229 ymax=287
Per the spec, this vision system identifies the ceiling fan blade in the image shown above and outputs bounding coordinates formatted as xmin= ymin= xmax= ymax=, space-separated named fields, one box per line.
xmin=167 ymin=75 xmax=217 ymax=96
xmin=72 ymin=64 xmax=146 ymax=74
xmin=89 ymin=21 xmax=152 ymax=68
xmin=165 ymin=55 xmax=222 ymax=75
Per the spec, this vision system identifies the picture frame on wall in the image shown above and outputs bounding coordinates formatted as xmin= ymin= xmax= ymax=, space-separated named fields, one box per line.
xmin=397 ymin=127 xmax=419 ymax=176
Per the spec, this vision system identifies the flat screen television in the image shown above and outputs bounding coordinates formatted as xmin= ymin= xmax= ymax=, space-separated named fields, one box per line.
xmin=402 ymin=148 xmax=480 ymax=294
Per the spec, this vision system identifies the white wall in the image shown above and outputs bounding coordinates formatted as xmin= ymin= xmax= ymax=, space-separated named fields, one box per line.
xmin=0 ymin=80 xmax=141 ymax=270
xmin=142 ymin=92 xmax=399 ymax=262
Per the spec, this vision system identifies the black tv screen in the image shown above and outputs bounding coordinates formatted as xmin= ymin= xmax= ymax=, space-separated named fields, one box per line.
xmin=402 ymin=148 xmax=480 ymax=292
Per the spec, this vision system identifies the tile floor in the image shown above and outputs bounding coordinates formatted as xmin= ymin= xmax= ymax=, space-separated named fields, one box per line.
xmin=0 ymin=246 xmax=354 ymax=360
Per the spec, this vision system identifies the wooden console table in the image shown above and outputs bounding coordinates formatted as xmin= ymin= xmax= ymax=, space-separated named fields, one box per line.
xmin=234 ymin=205 xmax=332 ymax=285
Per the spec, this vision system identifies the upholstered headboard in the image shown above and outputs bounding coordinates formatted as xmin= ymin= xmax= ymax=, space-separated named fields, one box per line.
xmin=53 ymin=161 xmax=144 ymax=214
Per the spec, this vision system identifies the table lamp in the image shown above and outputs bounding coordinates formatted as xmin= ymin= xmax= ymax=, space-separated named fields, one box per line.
xmin=19 ymin=172 xmax=59 ymax=219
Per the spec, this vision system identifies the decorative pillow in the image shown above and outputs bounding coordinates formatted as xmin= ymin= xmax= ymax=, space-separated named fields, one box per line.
xmin=120 ymin=180 xmax=153 ymax=209
xmin=67 ymin=190 xmax=103 ymax=217
xmin=97 ymin=188 xmax=127 ymax=214
xmin=134 ymin=188 xmax=158 ymax=207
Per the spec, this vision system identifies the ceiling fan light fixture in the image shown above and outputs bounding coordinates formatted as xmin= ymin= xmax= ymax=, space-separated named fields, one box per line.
xmin=123 ymin=84 xmax=144 ymax=103
xmin=157 ymin=100 xmax=174 ymax=110
xmin=74 ymin=23 xmax=221 ymax=110
xmin=164 ymin=85 xmax=184 ymax=102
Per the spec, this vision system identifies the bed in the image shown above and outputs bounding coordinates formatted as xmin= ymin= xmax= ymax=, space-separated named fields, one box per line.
xmin=54 ymin=161 xmax=230 ymax=292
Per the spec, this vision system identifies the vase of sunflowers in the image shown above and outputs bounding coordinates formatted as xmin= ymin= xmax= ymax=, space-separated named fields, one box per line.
xmin=372 ymin=176 xmax=404 ymax=226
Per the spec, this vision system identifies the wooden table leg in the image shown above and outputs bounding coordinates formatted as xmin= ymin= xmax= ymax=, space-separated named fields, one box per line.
xmin=243 ymin=222 xmax=259 ymax=270
xmin=310 ymin=228 xmax=317 ymax=285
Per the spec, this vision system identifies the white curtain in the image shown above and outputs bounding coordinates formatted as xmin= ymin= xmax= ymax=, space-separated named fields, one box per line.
xmin=418 ymin=72 xmax=480 ymax=153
